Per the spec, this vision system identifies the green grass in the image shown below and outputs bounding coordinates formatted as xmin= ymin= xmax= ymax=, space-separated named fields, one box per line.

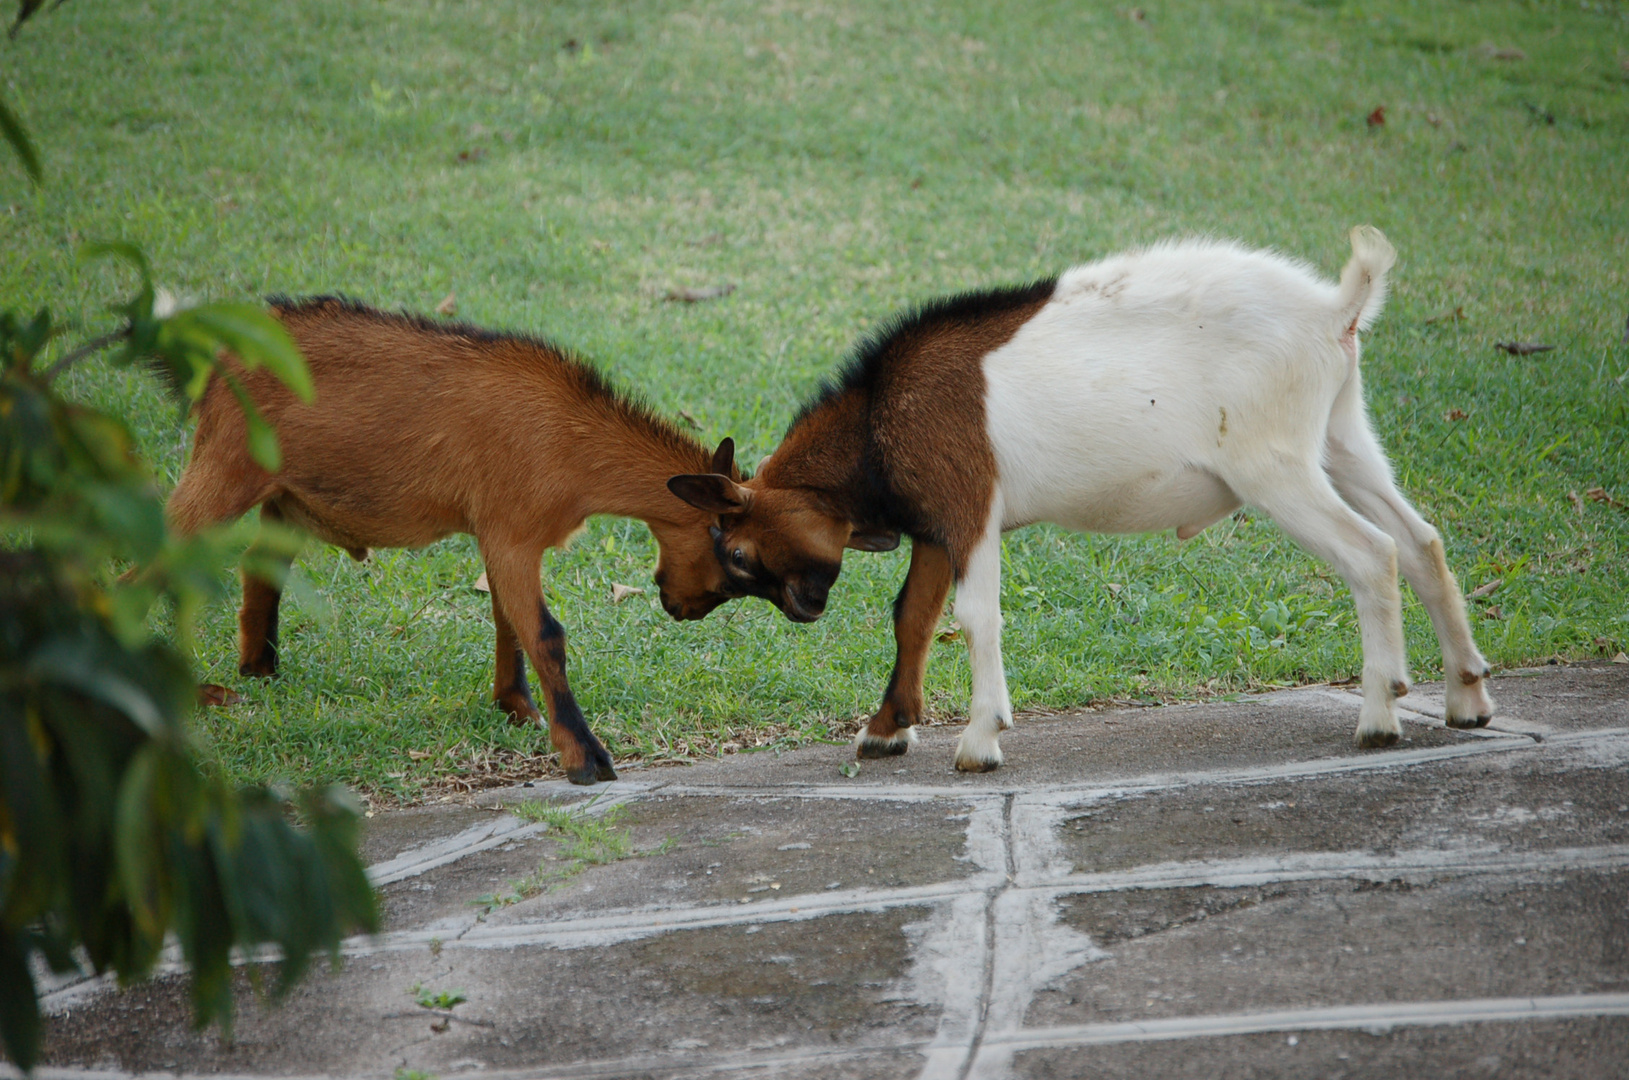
xmin=4 ymin=0 xmax=1626 ymax=801
xmin=474 ymin=801 xmax=662 ymax=907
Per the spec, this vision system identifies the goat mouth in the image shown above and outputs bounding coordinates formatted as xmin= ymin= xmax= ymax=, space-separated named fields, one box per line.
xmin=780 ymin=589 xmax=825 ymax=623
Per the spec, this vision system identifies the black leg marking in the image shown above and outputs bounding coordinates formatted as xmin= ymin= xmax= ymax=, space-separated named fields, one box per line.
xmin=550 ymin=688 xmax=617 ymax=784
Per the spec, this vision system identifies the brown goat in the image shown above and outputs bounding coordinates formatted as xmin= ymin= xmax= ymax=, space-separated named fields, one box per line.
xmin=167 ymin=297 xmax=744 ymax=785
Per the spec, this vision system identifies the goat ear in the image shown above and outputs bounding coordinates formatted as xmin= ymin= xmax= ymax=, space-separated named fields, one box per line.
xmin=667 ymin=473 xmax=750 ymax=515
xmin=846 ymin=527 xmax=901 ymax=552
xmin=710 ymin=437 xmax=736 ymax=477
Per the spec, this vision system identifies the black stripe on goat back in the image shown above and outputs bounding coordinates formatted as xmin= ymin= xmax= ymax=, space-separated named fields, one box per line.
xmin=791 ymin=277 xmax=1060 ymax=430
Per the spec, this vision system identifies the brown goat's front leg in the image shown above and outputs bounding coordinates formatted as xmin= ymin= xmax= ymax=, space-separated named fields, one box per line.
xmin=856 ymin=539 xmax=954 ymax=759
xmin=483 ymin=548 xmax=617 ymax=785
xmin=238 ymin=503 xmax=293 ymax=677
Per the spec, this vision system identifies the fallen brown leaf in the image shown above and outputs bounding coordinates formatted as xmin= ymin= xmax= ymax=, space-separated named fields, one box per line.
xmin=436 ymin=291 xmax=457 ymax=317
xmin=1467 ymin=579 xmax=1502 ymax=600
xmin=455 ymin=147 xmax=486 ymax=164
xmin=408 ymin=749 xmax=434 ymax=761
xmin=1491 ymin=47 xmax=1526 ymax=61
xmin=1568 ymin=490 xmax=1584 ymax=512
xmin=1423 ymin=305 xmax=1465 ymax=325
xmin=473 ymin=570 xmax=490 ymax=592
xmin=610 ymin=582 xmax=645 ymax=603
xmin=1366 ymin=105 xmax=1386 ymax=127
xmin=197 ymin=683 xmax=242 ymax=707
xmin=1615 ymin=652 xmax=1629 ymax=665
xmin=665 ymin=283 xmax=737 ymax=303
xmin=677 ymin=409 xmax=700 ymax=430
xmin=1483 ymin=604 xmax=1504 ymax=620
xmin=1585 ymin=487 xmax=1625 ymax=510
xmin=1494 ymin=341 xmax=1555 ymax=356
xmin=936 ymin=621 xmax=962 ymax=643
xmin=1444 ymin=408 xmax=1470 ymax=422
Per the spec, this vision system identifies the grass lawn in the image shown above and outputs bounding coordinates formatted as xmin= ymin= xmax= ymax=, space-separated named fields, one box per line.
xmin=3 ymin=0 xmax=1626 ymax=802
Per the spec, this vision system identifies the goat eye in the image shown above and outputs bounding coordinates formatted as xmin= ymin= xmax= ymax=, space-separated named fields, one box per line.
xmin=730 ymin=548 xmax=747 ymax=569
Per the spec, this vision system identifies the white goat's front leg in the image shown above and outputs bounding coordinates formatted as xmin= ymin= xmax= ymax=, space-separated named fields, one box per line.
xmin=953 ymin=498 xmax=1012 ymax=772
xmin=1242 ymin=465 xmax=1409 ymax=747
xmin=1324 ymin=399 xmax=1493 ymax=727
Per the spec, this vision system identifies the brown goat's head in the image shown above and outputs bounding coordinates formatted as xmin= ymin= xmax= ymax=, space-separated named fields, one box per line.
xmin=651 ymin=439 xmax=751 ymax=621
xmin=666 ymin=459 xmax=899 ymax=623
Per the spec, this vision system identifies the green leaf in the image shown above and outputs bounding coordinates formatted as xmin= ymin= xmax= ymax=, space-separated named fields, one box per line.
xmin=0 ymin=93 xmax=41 ymax=184
xmin=27 ymin=635 xmax=167 ymax=735
xmin=220 ymin=373 xmax=282 ymax=472
xmin=245 ymin=409 xmax=281 ymax=472
xmin=182 ymin=304 xmax=312 ymax=403
xmin=113 ymin=744 xmax=169 ymax=938
xmin=0 ymin=931 xmax=42 ymax=1072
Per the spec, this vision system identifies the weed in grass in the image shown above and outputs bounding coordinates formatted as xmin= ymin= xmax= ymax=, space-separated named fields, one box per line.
xmin=409 ymin=984 xmax=467 ymax=1011
xmin=474 ymin=802 xmax=672 ymax=909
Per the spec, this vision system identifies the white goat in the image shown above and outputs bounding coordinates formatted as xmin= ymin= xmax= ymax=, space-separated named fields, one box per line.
xmin=669 ymin=227 xmax=1496 ymax=772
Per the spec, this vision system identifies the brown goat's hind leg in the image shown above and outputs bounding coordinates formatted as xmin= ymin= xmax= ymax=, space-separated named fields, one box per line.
xmin=238 ymin=503 xmax=293 ymax=677
xmin=487 ymin=577 xmax=540 ymax=724
xmin=484 ymin=548 xmax=616 ymax=785
xmin=857 ymin=540 xmax=953 ymax=759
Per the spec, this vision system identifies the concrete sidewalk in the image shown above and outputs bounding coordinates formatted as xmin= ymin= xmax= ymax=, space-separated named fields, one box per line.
xmin=25 ymin=662 xmax=1629 ymax=1079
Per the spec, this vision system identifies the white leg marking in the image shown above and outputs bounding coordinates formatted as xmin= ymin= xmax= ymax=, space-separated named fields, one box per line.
xmin=955 ymin=494 xmax=1012 ymax=772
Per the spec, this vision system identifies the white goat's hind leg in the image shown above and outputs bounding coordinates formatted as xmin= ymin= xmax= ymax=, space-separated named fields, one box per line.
xmin=1324 ymin=403 xmax=1493 ymax=727
xmin=953 ymin=500 xmax=1011 ymax=772
xmin=1242 ymin=465 xmax=1409 ymax=747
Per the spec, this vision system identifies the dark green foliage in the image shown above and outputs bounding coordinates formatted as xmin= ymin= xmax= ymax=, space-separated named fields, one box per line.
xmin=0 ymin=300 xmax=377 ymax=1072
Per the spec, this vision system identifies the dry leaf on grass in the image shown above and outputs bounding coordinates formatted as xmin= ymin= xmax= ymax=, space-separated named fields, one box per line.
xmin=665 ymin=284 xmax=736 ymax=303
xmin=1467 ymin=579 xmax=1502 ymax=600
xmin=1615 ymin=653 xmax=1629 ymax=665
xmin=473 ymin=570 xmax=490 ymax=592
xmin=1366 ymin=105 xmax=1386 ymax=128
xmin=610 ymin=582 xmax=645 ymax=603
xmin=197 ymin=683 xmax=242 ymax=707
xmin=1495 ymin=341 xmax=1555 ymax=356
xmin=436 ymin=291 xmax=457 ymax=317
xmin=1424 ymin=305 xmax=1465 ymax=325
xmin=1483 ymin=605 xmax=1504 ymax=620
xmin=1585 ymin=487 xmax=1625 ymax=510
xmin=1444 ymin=408 xmax=1470 ymax=422
xmin=677 ymin=410 xmax=700 ymax=430
xmin=936 ymin=622 xmax=962 ymax=643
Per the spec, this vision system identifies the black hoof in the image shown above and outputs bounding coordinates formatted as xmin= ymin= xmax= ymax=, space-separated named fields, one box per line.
xmin=1356 ymin=730 xmax=1400 ymax=749
xmin=594 ymin=760 xmax=618 ymax=782
xmin=857 ymin=738 xmax=910 ymax=759
xmin=565 ymin=765 xmax=600 ymax=786
xmin=1445 ymin=713 xmax=1494 ymax=730
xmin=238 ymin=659 xmax=277 ymax=678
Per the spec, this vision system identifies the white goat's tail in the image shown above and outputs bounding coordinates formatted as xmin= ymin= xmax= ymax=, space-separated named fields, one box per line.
xmin=1335 ymin=225 xmax=1396 ymax=338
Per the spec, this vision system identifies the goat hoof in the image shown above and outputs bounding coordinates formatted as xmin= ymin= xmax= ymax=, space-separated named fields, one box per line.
xmin=238 ymin=657 xmax=278 ymax=678
xmin=955 ymin=757 xmax=1002 ymax=773
xmin=594 ymin=761 xmax=618 ymax=782
xmin=1355 ymin=729 xmax=1401 ymax=749
xmin=564 ymin=765 xmax=600 ymax=786
xmin=1445 ymin=713 xmax=1492 ymax=730
xmin=856 ymin=726 xmax=916 ymax=759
